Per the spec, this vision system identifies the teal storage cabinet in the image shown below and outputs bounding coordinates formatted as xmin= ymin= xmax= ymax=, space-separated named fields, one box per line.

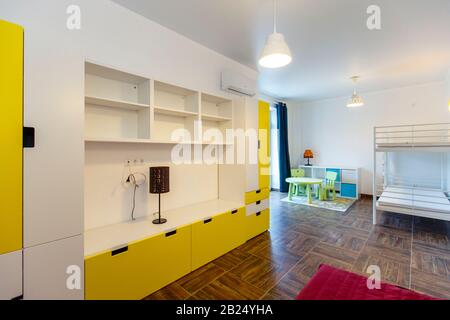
xmin=341 ymin=183 xmax=357 ymax=199
xmin=326 ymin=168 xmax=341 ymax=182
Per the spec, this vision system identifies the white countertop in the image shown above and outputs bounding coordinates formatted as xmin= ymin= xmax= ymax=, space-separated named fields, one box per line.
xmin=84 ymin=199 xmax=244 ymax=257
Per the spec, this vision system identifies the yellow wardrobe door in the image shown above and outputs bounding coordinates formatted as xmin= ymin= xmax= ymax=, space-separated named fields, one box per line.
xmin=258 ymin=101 xmax=271 ymax=190
xmin=0 ymin=20 xmax=23 ymax=255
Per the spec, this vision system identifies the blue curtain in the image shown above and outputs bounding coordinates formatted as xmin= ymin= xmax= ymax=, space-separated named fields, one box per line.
xmin=276 ymin=102 xmax=291 ymax=193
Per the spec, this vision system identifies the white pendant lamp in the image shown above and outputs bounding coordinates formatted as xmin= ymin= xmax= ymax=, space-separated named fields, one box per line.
xmin=259 ymin=0 xmax=292 ymax=69
xmin=347 ymin=76 xmax=364 ymax=108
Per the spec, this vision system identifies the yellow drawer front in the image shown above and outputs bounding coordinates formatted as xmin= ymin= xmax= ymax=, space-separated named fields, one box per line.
xmin=85 ymin=226 xmax=191 ymax=300
xmin=258 ymin=101 xmax=271 ymax=190
xmin=227 ymin=207 xmax=247 ymax=250
xmin=192 ymin=210 xmax=244 ymax=271
xmin=150 ymin=226 xmax=192 ymax=292
xmin=246 ymin=209 xmax=270 ymax=240
xmin=245 ymin=188 xmax=270 ymax=205
xmin=0 ymin=20 xmax=23 ymax=255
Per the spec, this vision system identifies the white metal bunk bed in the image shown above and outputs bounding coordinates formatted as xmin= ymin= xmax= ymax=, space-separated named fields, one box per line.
xmin=373 ymin=123 xmax=450 ymax=224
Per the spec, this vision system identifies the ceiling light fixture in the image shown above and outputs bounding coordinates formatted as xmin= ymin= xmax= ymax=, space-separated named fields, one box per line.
xmin=347 ymin=76 xmax=365 ymax=108
xmin=259 ymin=0 xmax=292 ymax=69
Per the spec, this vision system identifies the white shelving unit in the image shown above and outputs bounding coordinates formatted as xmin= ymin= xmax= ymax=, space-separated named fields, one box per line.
xmin=84 ymin=62 xmax=234 ymax=145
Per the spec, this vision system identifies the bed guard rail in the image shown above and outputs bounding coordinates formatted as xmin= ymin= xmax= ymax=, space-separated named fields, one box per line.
xmin=375 ymin=123 xmax=450 ymax=148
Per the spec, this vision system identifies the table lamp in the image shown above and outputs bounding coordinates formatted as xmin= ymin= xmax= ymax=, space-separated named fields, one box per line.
xmin=304 ymin=149 xmax=314 ymax=166
xmin=149 ymin=167 xmax=170 ymax=225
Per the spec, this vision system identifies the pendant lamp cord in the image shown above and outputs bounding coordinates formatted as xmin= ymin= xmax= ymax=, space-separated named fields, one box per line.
xmin=273 ymin=0 xmax=277 ymax=33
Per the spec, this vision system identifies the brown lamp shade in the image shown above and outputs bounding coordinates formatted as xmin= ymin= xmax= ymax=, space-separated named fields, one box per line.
xmin=149 ymin=167 xmax=170 ymax=194
xmin=304 ymin=149 xmax=314 ymax=159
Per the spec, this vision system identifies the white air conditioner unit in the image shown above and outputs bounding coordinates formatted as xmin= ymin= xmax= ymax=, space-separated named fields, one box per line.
xmin=221 ymin=70 xmax=256 ymax=97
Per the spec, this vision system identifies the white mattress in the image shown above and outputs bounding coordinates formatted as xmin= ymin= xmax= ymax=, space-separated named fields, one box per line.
xmin=378 ymin=187 xmax=450 ymax=214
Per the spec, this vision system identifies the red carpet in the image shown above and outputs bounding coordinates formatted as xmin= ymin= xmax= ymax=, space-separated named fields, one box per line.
xmin=296 ymin=264 xmax=439 ymax=300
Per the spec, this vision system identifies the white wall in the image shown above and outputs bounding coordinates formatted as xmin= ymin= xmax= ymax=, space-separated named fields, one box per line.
xmin=446 ymin=69 xmax=450 ymax=103
xmin=289 ymin=81 xmax=450 ymax=194
xmin=84 ymin=144 xmax=219 ymax=230
xmin=1 ymin=0 xmax=257 ymax=235
xmin=385 ymin=152 xmax=445 ymax=189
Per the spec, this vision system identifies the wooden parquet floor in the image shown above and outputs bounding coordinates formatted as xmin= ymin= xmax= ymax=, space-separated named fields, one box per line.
xmin=145 ymin=192 xmax=450 ymax=300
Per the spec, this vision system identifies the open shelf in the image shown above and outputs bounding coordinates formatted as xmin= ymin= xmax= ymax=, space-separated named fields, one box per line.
xmin=85 ymin=96 xmax=150 ymax=111
xmin=85 ymin=137 xmax=153 ymax=144
xmin=200 ymin=93 xmax=233 ymax=145
xmin=201 ymin=93 xmax=232 ymax=119
xmin=153 ymin=81 xmax=200 ymax=142
xmin=85 ymin=62 xmax=151 ymax=140
xmin=85 ymin=137 xmax=233 ymax=145
xmin=154 ymin=106 xmax=198 ymax=118
xmin=201 ymin=114 xmax=232 ymax=122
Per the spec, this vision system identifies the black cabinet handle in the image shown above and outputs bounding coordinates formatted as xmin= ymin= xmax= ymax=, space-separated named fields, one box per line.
xmin=204 ymin=218 xmax=213 ymax=224
xmin=231 ymin=209 xmax=238 ymax=214
xmin=256 ymin=201 xmax=261 ymax=205
xmin=112 ymin=246 xmax=128 ymax=256
xmin=23 ymin=127 xmax=35 ymax=148
xmin=256 ymin=212 xmax=261 ymax=217
xmin=256 ymin=189 xmax=261 ymax=194
xmin=165 ymin=230 xmax=177 ymax=237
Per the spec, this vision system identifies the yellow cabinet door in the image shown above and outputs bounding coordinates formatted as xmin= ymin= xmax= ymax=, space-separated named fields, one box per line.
xmin=258 ymin=101 xmax=271 ymax=190
xmin=85 ymin=226 xmax=191 ymax=300
xmin=0 ymin=20 xmax=23 ymax=255
xmin=246 ymin=209 xmax=270 ymax=240
xmin=192 ymin=209 xmax=245 ymax=270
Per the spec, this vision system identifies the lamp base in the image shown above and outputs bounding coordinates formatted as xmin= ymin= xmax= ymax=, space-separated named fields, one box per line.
xmin=152 ymin=218 xmax=167 ymax=225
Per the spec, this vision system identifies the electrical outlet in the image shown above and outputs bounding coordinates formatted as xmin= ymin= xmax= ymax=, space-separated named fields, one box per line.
xmin=125 ymin=159 xmax=146 ymax=167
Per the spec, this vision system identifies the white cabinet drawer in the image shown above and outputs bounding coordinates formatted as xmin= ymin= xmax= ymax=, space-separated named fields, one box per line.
xmin=342 ymin=169 xmax=358 ymax=184
xmin=246 ymin=199 xmax=269 ymax=216
xmin=0 ymin=250 xmax=22 ymax=300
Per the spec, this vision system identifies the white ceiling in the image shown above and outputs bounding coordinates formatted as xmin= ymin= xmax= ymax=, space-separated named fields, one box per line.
xmin=111 ymin=0 xmax=450 ymax=102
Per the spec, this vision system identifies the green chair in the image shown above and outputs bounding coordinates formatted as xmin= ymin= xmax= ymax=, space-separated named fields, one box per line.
xmin=322 ymin=171 xmax=337 ymax=201
xmin=290 ymin=169 xmax=306 ymax=196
